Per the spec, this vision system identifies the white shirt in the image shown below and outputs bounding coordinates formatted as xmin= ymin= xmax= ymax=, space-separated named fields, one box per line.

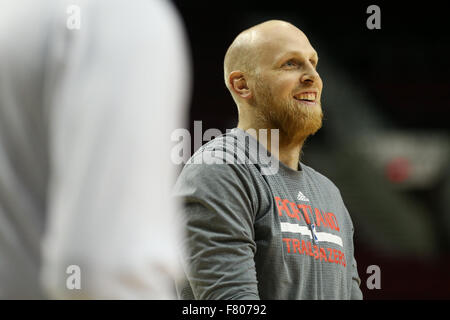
xmin=0 ymin=0 xmax=190 ymax=299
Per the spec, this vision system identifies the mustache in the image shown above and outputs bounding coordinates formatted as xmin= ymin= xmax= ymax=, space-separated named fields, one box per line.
xmin=292 ymin=87 xmax=321 ymax=95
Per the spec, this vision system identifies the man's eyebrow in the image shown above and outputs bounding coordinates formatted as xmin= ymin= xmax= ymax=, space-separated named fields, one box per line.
xmin=276 ymin=50 xmax=319 ymax=62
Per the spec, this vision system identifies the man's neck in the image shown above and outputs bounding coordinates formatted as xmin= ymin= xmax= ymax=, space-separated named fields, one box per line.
xmin=237 ymin=122 xmax=305 ymax=171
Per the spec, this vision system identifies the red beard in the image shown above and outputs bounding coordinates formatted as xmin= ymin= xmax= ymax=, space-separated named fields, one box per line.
xmin=252 ymin=78 xmax=323 ymax=143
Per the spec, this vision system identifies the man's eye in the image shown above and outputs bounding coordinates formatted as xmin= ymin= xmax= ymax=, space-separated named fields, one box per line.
xmin=283 ymin=60 xmax=297 ymax=67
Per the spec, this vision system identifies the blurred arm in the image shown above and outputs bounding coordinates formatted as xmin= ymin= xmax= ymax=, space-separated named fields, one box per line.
xmin=41 ymin=0 xmax=190 ymax=299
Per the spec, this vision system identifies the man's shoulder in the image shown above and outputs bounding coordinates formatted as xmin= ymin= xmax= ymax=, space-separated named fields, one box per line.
xmin=177 ymin=130 xmax=244 ymax=171
xmin=174 ymin=131 xmax=260 ymax=198
xmin=186 ymin=129 xmax=254 ymax=166
xmin=301 ymin=162 xmax=341 ymax=194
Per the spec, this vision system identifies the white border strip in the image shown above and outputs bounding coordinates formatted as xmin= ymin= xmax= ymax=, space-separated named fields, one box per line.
xmin=280 ymin=222 xmax=343 ymax=247
xmin=280 ymin=222 xmax=311 ymax=236
xmin=315 ymin=232 xmax=343 ymax=247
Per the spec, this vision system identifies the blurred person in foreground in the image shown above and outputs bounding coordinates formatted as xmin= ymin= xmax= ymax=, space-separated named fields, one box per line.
xmin=174 ymin=20 xmax=362 ymax=299
xmin=0 ymin=0 xmax=189 ymax=299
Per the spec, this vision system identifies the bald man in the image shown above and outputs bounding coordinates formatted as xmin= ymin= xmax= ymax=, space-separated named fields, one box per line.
xmin=174 ymin=20 xmax=363 ymax=300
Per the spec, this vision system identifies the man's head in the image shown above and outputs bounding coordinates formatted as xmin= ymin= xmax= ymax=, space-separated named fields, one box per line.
xmin=224 ymin=20 xmax=323 ymax=143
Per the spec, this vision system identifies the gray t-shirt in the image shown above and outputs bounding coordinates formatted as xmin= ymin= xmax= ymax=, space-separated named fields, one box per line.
xmin=174 ymin=128 xmax=363 ymax=300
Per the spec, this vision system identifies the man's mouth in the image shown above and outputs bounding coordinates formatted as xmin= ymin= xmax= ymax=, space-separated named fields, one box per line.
xmin=293 ymin=92 xmax=317 ymax=105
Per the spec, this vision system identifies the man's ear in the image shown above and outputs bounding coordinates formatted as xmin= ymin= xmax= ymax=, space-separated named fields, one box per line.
xmin=229 ymin=71 xmax=252 ymax=99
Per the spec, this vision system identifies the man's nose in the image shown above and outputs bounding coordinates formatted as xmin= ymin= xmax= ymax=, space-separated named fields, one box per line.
xmin=300 ymin=65 xmax=320 ymax=84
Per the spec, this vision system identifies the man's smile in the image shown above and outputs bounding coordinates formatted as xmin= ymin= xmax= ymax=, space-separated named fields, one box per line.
xmin=293 ymin=91 xmax=318 ymax=105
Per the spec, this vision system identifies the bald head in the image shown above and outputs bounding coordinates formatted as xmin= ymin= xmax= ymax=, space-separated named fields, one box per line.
xmin=224 ymin=20 xmax=308 ymax=90
xmin=223 ymin=20 xmax=323 ymax=143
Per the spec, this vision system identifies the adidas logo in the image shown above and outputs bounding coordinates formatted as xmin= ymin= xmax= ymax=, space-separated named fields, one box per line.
xmin=297 ymin=191 xmax=310 ymax=202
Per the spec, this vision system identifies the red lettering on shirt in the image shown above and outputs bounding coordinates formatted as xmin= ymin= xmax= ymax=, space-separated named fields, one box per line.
xmin=282 ymin=238 xmax=292 ymax=253
xmin=292 ymin=238 xmax=301 ymax=254
xmin=314 ymin=207 xmax=329 ymax=228
xmin=301 ymin=240 xmax=307 ymax=254
xmin=297 ymin=204 xmax=312 ymax=224
xmin=327 ymin=248 xmax=335 ymax=263
xmin=274 ymin=197 xmax=341 ymax=235
xmin=275 ymin=197 xmax=290 ymax=217
xmin=319 ymin=248 xmax=328 ymax=262
xmin=327 ymin=212 xmax=340 ymax=232
xmin=313 ymin=245 xmax=319 ymax=260
xmin=323 ymin=212 xmax=335 ymax=231
xmin=281 ymin=238 xmax=346 ymax=268
xmin=341 ymin=251 xmax=347 ymax=267
xmin=287 ymin=200 xmax=301 ymax=221
xmin=333 ymin=249 xmax=339 ymax=264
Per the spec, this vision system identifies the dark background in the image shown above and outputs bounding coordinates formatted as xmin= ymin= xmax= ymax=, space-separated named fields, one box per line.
xmin=172 ymin=0 xmax=450 ymax=299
